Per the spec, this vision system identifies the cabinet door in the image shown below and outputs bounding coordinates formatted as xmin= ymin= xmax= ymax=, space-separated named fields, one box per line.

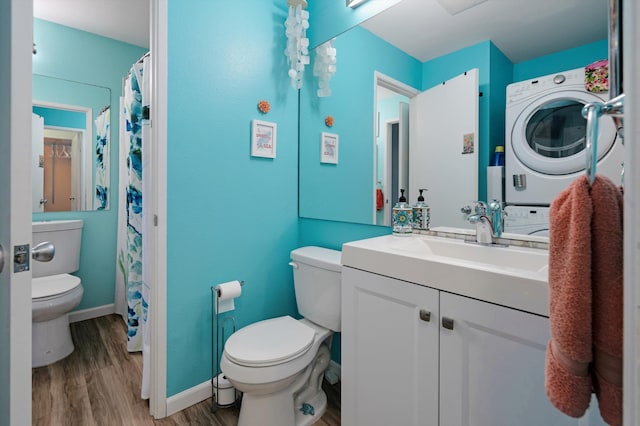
xmin=439 ymin=292 xmax=587 ymax=426
xmin=342 ymin=267 xmax=439 ymax=426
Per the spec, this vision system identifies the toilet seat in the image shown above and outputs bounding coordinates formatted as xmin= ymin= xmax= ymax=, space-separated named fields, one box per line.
xmin=224 ymin=316 xmax=315 ymax=367
xmin=32 ymin=274 xmax=81 ymax=300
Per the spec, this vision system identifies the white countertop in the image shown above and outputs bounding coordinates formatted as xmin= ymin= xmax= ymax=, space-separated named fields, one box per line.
xmin=342 ymin=233 xmax=550 ymax=317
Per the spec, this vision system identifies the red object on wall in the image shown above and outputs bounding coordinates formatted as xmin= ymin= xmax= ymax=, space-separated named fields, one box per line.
xmin=376 ymin=189 xmax=384 ymax=211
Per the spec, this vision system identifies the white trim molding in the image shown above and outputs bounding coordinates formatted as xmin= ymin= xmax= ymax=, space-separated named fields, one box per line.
xmin=166 ymin=380 xmax=212 ymax=417
xmin=149 ymin=0 xmax=169 ymax=419
xmin=69 ymin=304 xmax=115 ymax=323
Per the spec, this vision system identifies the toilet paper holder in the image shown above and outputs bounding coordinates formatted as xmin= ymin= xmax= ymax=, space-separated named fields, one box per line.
xmin=210 ymin=281 xmax=244 ymax=412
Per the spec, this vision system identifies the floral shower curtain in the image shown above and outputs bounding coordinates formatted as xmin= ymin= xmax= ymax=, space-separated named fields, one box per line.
xmin=94 ymin=107 xmax=110 ymax=210
xmin=116 ymin=54 xmax=151 ymax=399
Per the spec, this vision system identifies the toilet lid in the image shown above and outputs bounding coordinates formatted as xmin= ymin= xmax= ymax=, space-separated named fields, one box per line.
xmin=32 ymin=274 xmax=81 ymax=299
xmin=224 ymin=316 xmax=315 ymax=367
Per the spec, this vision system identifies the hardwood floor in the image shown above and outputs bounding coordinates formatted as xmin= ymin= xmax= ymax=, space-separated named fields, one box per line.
xmin=32 ymin=314 xmax=341 ymax=425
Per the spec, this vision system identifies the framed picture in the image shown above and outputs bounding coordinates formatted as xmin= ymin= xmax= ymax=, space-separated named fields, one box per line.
xmin=251 ymin=120 xmax=277 ymax=158
xmin=320 ymin=132 xmax=339 ymax=164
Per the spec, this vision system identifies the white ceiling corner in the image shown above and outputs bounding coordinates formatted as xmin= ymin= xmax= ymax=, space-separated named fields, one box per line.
xmin=33 ymin=0 xmax=150 ymax=49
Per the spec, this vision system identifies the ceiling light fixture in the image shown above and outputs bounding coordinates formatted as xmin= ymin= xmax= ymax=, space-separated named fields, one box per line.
xmin=346 ymin=0 xmax=368 ymax=8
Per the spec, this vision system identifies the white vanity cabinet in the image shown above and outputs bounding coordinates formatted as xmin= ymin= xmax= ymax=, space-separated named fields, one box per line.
xmin=342 ymin=267 xmax=603 ymax=426
xmin=341 ymin=266 xmax=439 ymax=426
xmin=438 ymin=292 xmax=579 ymax=426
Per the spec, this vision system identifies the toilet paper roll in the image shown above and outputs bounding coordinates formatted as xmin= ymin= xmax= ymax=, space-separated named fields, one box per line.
xmin=215 ymin=280 xmax=242 ymax=314
xmin=213 ymin=373 xmax=236 ymax=406
xmin=487 ymin=166 xmax=504 ymax=203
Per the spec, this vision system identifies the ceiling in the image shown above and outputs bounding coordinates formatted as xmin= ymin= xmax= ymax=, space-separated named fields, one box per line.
xmin=362 ymin=0 xmax=608 ymax=63
xmin=33 ymin=0 xmax=150 ymax=48
xmin=32 ymin=0 xmax=608 ymax=64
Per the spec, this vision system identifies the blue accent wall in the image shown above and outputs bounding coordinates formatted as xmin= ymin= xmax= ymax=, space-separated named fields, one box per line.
xmin=166 ymin=0 xmax=300 ymax=397
xmin=512 ymin=39 xmax=607 ymax=82
xmin=32 ymin=106 xmax=86 ymax=129
xmin=32 ymin=19 xmax=147 ymax=311
xmin=299 ymin=26 xmax=421 ymax=224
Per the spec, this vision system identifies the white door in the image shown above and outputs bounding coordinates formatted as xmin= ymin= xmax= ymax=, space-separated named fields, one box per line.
xmin=0 ymin=0 xmax=33 ymax=424
xmin=439 ymin=293 xmax=604 ymax=426
xmin=341 ymin=267 xmax=439 ymax=426
xmin=409 ymin=69 xmax=479 ymax=229
xmin=32 ymin=114 xmax=44 ymax=212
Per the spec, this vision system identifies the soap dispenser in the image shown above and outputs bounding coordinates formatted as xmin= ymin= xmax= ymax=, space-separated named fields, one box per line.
xmin=392 ymin=189 xmax=412 ymax=235
xmin=412 ymin=189 xmax=431 ymax=231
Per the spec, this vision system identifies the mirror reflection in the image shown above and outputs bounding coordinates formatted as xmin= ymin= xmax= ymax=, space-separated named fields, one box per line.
xmin=299 ymin=0 xmax=607 ymax=237
xmin=32 ymin=74 xmax=111 ymax=212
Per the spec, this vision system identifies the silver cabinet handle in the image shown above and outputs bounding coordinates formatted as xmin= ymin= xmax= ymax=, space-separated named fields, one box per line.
xmin=32 ymin=241 xmax=55 ymax=262
xmin=442 ymin=317 xmax=454 ymax=330
xmin=0 ymin=244 xmax=4 ymax=273
xmin=419 ymin=309 xmax=431 ymax=322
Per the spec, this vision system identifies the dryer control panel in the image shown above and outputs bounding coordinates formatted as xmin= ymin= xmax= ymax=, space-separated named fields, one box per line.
xmin=506 ymin=68 xmax=585 ymax=104
xmin=504 ymin=206 xmax=550 ymax=236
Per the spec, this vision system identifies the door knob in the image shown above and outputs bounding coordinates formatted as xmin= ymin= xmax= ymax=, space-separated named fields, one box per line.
xmin=32 ymin=241 xmax=55 ymax=262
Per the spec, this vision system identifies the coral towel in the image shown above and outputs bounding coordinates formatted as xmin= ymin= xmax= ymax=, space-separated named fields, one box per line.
xmin=545 ymin=175 xmax=623 ymax=425
xmin=376 ymin=188 xmax=384 ymax=211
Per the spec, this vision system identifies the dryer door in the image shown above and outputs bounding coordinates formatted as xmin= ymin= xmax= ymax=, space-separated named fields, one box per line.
xmin=510 ymin=90 xmax=617 ymax=175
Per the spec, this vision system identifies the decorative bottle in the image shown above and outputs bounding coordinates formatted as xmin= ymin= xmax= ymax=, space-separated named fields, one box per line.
xmin=412 ymin=189 xmax=431 ymax=231
xmin=392 ymin=189 xmax=412 ymax=235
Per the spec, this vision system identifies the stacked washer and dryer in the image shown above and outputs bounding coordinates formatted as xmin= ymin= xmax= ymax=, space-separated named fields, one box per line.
xmin=503 ymin=67 xmax=624 ymax=236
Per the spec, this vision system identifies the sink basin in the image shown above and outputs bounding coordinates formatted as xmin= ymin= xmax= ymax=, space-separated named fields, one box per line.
xmin=385 ymin=235 xmax=548 ymax=273
xmin=342 ymin=233 xmax=551 ymax=316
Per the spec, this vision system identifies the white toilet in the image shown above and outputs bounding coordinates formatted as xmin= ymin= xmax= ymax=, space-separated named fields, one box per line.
xmin=32 ymin=220 xmax=84 ymax=368
xmin=220 ymin=246 xmax=341 ymax=426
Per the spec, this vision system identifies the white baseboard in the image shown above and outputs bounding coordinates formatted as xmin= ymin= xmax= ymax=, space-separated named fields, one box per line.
xmin=166 ymin=380 xmax=212 ymax=417
xmin=69 ymin=304 xmax=115 ymax=323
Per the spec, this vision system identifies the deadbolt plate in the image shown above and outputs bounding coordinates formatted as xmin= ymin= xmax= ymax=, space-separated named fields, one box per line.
xmin=13 ymin=244 xmax=30 ymax=273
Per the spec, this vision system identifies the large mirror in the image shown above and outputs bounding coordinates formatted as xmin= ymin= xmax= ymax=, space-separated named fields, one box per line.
xmin=299 ymin=0 xmax=607 ymax=233
xmin=32 ymin=74 xmax=111 ymax=212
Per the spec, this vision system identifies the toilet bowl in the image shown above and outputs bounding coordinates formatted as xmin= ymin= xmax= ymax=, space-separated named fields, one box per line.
xmin=221 ymin=246 xmax=341 ymax=426
xmin=32 ymin=220 xmax=84 ymax=368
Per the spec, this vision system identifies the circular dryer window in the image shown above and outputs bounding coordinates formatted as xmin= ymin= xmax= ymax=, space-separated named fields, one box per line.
xmin=526 ymin=100 xmax=586 ymax=158
xmin=511 ymin=91 xmax=617 ymax=175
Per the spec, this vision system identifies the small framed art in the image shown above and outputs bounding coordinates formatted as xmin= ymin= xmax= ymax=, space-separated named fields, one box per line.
xmin=251 ymin=120 xmax=277 ymax=158
xmin=320 ymin=132 xmax=339 ymax=164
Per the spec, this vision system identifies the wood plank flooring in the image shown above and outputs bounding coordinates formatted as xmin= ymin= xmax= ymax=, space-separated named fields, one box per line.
xmin=32 ymin=314 xmax=341 ymax=425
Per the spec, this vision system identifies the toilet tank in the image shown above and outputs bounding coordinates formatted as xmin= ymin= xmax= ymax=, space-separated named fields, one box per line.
xmin=290 ymin=246 xmax=342 ymax=332
xmin=32 ymin=220 xmax=83 ymax=278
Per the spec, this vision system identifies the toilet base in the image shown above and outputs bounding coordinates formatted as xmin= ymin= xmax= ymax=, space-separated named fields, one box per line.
xmin=236 ymin=344 xmax=331 ymax=426
xmin=32 ymin=313 xmax=74 ymax=368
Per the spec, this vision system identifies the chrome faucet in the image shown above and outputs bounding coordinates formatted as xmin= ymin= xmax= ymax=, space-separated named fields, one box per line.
xmin=462 ymin=200 xmax=506 ymax=245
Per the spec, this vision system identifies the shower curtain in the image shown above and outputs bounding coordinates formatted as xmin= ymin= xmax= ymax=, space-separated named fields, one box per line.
xmin=94 ymin=107 xmax=110 ymax=210
xmin=116 ymin=54 xmax=151 ymax=399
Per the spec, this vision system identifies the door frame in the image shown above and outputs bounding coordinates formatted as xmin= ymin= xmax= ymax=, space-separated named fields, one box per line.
xmin=373 ymin=71 xmax=419 ymax=223
xmin=149 ymin=0 xmax=168 ymax=418
xmin=1 ymin=0 xmax=33 ymax=424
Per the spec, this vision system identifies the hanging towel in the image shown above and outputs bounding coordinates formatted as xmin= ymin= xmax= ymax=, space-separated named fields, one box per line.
xmin=545 ymin=175 xmax=593 ymax=418
xmin=591 ymin=176 xmax=623 ymax=426
xmin=545 ymin=175 xmax=623 ymax=425
xmin=376 ymin=188 xmax=384 ymax=211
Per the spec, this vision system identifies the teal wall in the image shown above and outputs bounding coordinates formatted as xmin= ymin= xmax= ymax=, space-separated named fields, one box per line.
xmin=513 ymin=39 xmax=607 ymax=82
xmin=166 ymin=0 xmax=300 ymax=397
xmin=32 ymin=19 xmax=147 ymax=311
xmin=32 ymin=106 xmax=86 ymax=129
xmin=299 ymin=26 xmax=421 ymax=224
xmin=307 ymin=0 xmax=402 ymax=49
